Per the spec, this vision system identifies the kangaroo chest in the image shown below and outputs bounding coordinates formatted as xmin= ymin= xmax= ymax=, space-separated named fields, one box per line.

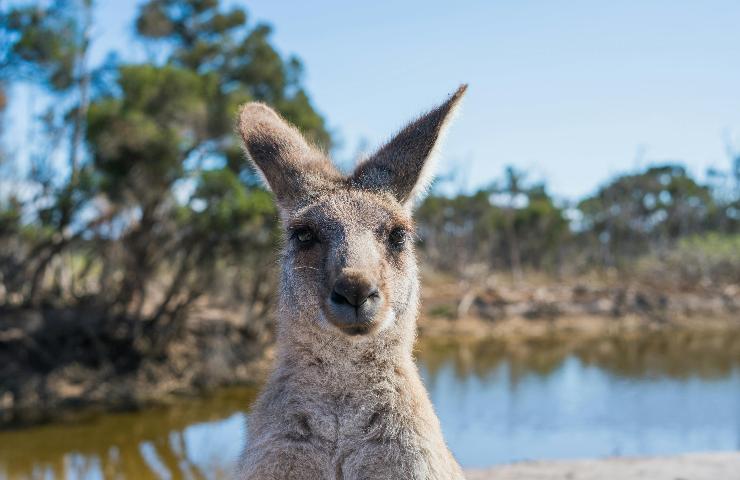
xmin=271 ymin=361 xmax=407 ymax=447
xmin=293 ymin=388 xmax=395 ymax=442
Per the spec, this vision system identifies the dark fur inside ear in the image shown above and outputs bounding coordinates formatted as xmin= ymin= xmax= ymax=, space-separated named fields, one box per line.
xmin=351 ymin=85 xmax=467 ymax=205
xmin=237 ymin=103 xmax=339 ymax=209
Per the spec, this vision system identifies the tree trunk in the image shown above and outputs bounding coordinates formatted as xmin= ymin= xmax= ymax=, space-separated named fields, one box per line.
xmin=69 ymin=1 xmax=93 ymax=183
xmin=505 ymin=209 xmax=523 ymax=282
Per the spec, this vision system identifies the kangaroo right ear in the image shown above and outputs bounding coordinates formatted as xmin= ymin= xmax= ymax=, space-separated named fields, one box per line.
xmin=237 ymin=103 xmax=338 ymax=210
xmin=351 ymin=85 xmax=467 ymax=208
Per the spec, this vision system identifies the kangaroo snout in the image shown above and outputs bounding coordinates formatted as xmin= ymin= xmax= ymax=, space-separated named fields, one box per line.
xmin=327 ymin=270 xmax=383 ymax=335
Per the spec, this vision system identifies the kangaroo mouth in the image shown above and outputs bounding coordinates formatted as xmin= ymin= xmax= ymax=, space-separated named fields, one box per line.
xmin=323 ymin=294 xmax=385 ymax=336
xmin=337 ymin=323 xmax=374 ymax=336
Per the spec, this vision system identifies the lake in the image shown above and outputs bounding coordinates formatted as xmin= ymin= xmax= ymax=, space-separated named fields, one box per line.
xmin=2 ymin=329 xmax=739 ymax=479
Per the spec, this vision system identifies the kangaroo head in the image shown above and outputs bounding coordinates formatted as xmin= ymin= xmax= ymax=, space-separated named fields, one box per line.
xmin=237 ymin=86 xmax=466 ymax=338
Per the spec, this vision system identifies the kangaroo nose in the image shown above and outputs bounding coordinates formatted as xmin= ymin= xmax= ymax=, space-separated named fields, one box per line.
xmin=327 ymin=271 xmax=383 ymax=335
xmin=331 ymin=275 xmax=379 ymax=307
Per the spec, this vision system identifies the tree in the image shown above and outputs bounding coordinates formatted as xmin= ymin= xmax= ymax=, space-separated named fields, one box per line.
xmin=134 ymin=0 xmax=330 ymax=156
xmin=1 ymin=0 xmax=93 ymax=179
xmin=416 ymin=168 xmax=568 ymax=276
xmin=578 ymin=164 xmax=717 ymax=265
xmin=489 ymin=166 xmax=526 ymax=281
xmin=0 ymin=0 xmax=332 ymax=352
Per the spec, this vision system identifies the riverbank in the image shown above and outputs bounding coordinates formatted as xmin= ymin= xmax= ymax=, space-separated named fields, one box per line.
xmin=1 ymin=271 xmax=738 ymax=428
xmin=466 ymin=452 xmax=740 ymax=480
xmin=0 ymin=304 xmax=274 ymax=427
xmin=418 ymin=270 xmax=740 ymax=338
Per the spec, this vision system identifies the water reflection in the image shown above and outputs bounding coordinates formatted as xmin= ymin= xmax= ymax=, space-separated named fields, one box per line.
xmin=417 ymin=331 xmax=740 ymax=466
xmin=0 ymin=388 xmax=257 ymax=479
xmin=416 ymin=329 xmax=740 ymax=382
xmin=2 ymin=329 xmax=740 ymax=478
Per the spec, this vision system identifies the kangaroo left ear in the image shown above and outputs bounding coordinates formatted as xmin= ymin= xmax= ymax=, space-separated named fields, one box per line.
xmin=351 ymin=85 xmax=467 ymax=207
xmin=237 ymin=102 xmax=340 ymax=213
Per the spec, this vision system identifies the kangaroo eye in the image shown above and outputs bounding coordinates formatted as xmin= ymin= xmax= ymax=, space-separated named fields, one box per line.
xmin=388 ymin=227 xmax=407 ymax=248
xmin=293 ymin=227 xmax=315 ymax=245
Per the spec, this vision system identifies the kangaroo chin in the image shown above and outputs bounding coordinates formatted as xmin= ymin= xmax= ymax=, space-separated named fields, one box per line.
xmin=235 ymin=85 xmax=467 ymax=480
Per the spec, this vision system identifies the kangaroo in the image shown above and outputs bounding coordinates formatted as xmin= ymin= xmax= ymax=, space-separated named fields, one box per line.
xmin=235 ymin=85 xmax=467 ymax=480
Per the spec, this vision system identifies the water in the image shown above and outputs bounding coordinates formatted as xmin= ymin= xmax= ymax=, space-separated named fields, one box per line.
xmin=2 ymin=330 xmax=740 ymax=479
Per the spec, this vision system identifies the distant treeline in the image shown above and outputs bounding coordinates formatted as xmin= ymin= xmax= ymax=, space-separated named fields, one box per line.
xmin=0 ymin=0 xmax=738 ymax=349
xmin=417 ymin=163 xmax=739 ymax=284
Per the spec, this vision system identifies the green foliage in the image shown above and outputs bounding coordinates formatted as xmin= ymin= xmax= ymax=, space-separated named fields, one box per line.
xmin=36 ymin=168 xmax=95 ymax=228
xmin=578 ymin=165 xmax=724 ymax=263
xmin=635 ymin=233 xmax=740 ymax=286
xmin=417 ymin=171 xmax=569 ymax=273
xmin=515 ymin=188 xmax=569 ymax=265
xmin=428 ymin=303 xmax=457 ymax=319
xmin=0 ymin=0 xmax=81 ymax=89
xmin=676 ymin=233 xmax=740 ymax=269
xmin=87 ymin=65 xmax=212 ymax=198
xmin=135 ymin=0 xmax=330 ymax=149
xmin=189 ymin=168 xmax=277 ymax=241
xmin=0 ymin=197 xmax=22 ymax=236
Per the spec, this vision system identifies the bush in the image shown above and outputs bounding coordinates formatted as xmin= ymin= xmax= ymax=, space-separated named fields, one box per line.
xmin=635 ymin=233 xmax=740 ymax=287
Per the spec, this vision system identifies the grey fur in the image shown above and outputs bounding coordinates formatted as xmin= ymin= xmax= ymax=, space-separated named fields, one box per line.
xmin=235 ymin=86 xmax=467 ymax=480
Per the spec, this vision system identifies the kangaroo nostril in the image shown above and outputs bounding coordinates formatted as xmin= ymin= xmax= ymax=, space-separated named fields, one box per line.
xmin=330 ymin=288 xmax=350 ymax=306
xmin=330 ymin=277 xmax=379 ymax=308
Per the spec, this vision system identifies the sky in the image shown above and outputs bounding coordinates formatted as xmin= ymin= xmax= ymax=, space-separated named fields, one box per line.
xmin=8 ymin=0 xmax=740 ymax=200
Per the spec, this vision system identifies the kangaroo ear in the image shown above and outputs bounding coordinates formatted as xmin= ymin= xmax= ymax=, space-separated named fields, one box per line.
xmin=237 ymin=102 xmax=338 ymax=210
xmin=351 ymin=85 xmax=467 ymax=207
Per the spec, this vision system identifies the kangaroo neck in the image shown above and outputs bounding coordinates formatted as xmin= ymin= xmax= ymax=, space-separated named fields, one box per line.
xmin=274 ymin=311 xmax=417 ymax=388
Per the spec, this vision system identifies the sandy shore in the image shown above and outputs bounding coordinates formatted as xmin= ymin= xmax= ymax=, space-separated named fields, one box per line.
xmin=465 ymin=452 xmax=740 ymax=480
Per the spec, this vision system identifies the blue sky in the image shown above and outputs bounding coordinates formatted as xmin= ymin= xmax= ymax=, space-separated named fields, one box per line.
xmin=9 ymin=0 xmax=740 ymax=199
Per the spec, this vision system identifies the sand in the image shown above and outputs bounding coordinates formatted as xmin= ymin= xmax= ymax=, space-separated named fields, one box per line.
xmin=465 ymin=452 xmax=740 ymax=480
